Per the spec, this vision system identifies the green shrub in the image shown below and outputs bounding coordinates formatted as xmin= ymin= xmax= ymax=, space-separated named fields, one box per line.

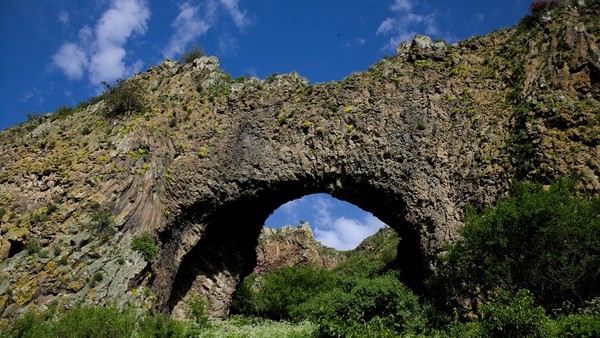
xmin=479 ymin=290 xmax=556 ymax=338
xmin=136 ymin=313 xmax=187 ymax=338
xmin=431 ymin=180 xmax=600 ymax=312
xmin=251 ymin=266 xmax=335 ymax=320
xmin=181 ymin=43 xmax=205 ymax=64
xmin=101 ymin=78 xmax=143 ymax=117
xmin=131 ymin=232 xmax=158 ymax=261
xmin=25 ymin=239 xmax=41 ymax=254
xmin=2 ymin=306 xmax=137 ymax=338
xmin=299 ymin=273 xmax=425 ymax=337
xmin=185 ymin=294 xmax=210 ymax=329
xmin=90 ymin=209 xmax=115 ymax=233
xmin=556 ymin=313 xmax=600 ymax=337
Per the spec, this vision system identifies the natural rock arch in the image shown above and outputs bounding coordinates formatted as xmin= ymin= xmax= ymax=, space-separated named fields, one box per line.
xmin=157 ymin=176 xmax=433 ymax=319
xmin=144 ymin=41 xmax=508 ymax=319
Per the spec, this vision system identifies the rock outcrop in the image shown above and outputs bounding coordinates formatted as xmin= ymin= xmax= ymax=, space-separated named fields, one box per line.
xmin=0 ymin=1 xmax=598 ymax=320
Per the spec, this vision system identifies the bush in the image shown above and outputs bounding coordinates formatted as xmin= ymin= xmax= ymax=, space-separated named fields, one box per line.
xmin=3 ymin=305 xmax=137 ymax=338
xmin=131 ymin=232 xmax=158 ymax=261
xmin=25 ymin=239 xmax=41 ymax=254
xmin=299 ymin=273 xmax=425 ymax=337
xmin=181 ymin=43 xmax=205 ymax=64
xmin=247 ymin=266 xmax=336 ymax=320
xmin=137 ymin=313 xmax=187 ymax=338
xmin=90 ymin=209 xmax=114 ymax=233
xmin=431 ymin=180 xmax=600 ymax=312
xmin=101 ymin=78 xmax=143 ymax=117
xmin=185 ymin=294 xmax=210 ymax=329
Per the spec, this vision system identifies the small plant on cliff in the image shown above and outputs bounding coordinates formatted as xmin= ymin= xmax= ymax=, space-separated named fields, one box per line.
xmin=131 ymin=232 xmax=158 ymax=261
xmin=90 ymin=208 xmax=115 ymax=233
xmin=181 ymin=43 xmax=205 ymax=64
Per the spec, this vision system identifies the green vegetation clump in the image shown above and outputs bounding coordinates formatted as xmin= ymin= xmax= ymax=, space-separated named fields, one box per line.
xmin=299 ymin=273 xmax=425 ymax=337
xmin=181 ymin=43 xmax=205 ymax=64
xmin=101 ymin=78 xmax=143 ymax=117
xmin=90 ymin=208 xmax=115 ymax=233
xmin=431 ymin=180 xmax=600 ymax=313
xmin=131 ymin=232 xmax=158 ymax=261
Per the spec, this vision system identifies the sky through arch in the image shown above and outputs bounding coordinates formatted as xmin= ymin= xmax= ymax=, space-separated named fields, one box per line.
xmin=264 ymin=193 xmax=387 ymax=251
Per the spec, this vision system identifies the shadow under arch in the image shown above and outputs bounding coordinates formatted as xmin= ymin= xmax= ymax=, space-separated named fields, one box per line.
xmin=155 ymin=174 xmax=430 ymax=319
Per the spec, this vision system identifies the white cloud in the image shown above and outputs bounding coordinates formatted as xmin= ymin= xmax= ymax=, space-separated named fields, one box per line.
xmin=314 ymin=214 xmax=386 ymax=251
xmin=52 ymin=43 xmax=89 ymax=80
xmin=376 ymin=0 xmax=440 ymax=52
xmin=163 ymin=2 xmax=211 ymax=59
xmin=52 ymin=0 xmax=150 ymax=85
xmin=163 ymin=0 xmax=252 ymax=60
xmin=377 ymin=17 xmax=395 ymax=35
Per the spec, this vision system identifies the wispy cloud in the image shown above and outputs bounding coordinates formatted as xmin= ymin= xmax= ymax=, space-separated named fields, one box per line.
xmin=52 ymin=0 xmax=150 ymax=86
xmin=218 ymin=0 xmax=252 ymax=29
xmin=377 ymin=0 xmax=439 ymax=51
xmin=163 ymin=2 xmax=212 ymax=59
xmin=58 ymin=10 xmax=70 ymax=25
xmin=163 ymin=0 xmax=253 ymax=60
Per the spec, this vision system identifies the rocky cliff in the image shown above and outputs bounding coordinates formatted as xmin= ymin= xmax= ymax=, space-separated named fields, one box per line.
xmin=0 ymin=1 xmax=598 ymax=320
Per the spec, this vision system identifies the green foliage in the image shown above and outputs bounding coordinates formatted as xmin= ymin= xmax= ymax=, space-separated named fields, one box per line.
xmin=185 ymin=294 xmax=210 ymax=329
xmin=251 ymin=265 xmax=335 ymax=320
xmin=446 ymin=290 xmax=556 ymax=338
xmin=101 ymin=78 xmax=143 ymax=117
xmin=131 ymin=232 xmax=158 ymax=261
xmin=136 ymin=313 xmax=187 ymax=338
xmin=3 ymin=305 xmax=137 ymax=338
xmin=51 ymin=106 xmax=74 ymax=121
xmin=431 ymin=180 xmax=600 ymax=312
xmin=181 ymin=43 xmax=205 ymax=64
xmin=299 ymin=273 xmax=425 ymax=337
xmin=90 ymin=208 xmax=115 ymax=232
xmin=333 ymin=227 xmax=399 ymax=278
xmin=25 ymin=239 xmax=41 ymax=254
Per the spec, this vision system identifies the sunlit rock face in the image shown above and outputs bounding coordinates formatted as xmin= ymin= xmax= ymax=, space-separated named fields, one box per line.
xmin=1 ymin=2 xmax=599 ymax=320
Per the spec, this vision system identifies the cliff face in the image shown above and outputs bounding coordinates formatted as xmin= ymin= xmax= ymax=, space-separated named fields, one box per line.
xmin=0 ymin=1 xmax=598 ymax=320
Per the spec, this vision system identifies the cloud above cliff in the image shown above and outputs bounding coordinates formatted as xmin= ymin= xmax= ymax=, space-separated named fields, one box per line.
xmin=52 ymin=0 xmax=150 ymax=86
xmin=376 ymin=0 xmax=440 ymax=51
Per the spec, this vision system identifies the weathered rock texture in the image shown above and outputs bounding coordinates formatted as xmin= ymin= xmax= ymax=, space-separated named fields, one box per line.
xmin=253 ymin=223 xmax=345 ymax=276
xmin=0 ymin=1 xmax=598 ymax=320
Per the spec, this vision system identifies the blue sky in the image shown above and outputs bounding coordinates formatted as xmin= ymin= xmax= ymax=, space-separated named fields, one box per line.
xmin=0 ymin=0 xmax=531 ymax=249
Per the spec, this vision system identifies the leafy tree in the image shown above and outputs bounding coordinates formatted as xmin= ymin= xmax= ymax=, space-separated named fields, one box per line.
xmin=101 ymin=78 xmax=143 ymax=117
xmin=431 ymin=180 xmax=600 ymax=312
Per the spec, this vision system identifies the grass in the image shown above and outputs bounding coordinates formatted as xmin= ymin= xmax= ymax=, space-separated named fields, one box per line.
xmin=197 ymin=316 xmax=318 ymax=338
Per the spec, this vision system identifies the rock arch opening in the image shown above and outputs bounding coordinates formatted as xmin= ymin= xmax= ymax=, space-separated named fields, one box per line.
xmin=154 ymin=176 xmax=433 ymax=319
xmin=264 ymin=193 xmax=388 ymax=251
